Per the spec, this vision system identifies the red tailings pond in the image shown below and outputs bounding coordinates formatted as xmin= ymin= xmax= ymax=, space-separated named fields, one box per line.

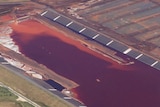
xmin=10 ymin=20 xmax=160 ymax=107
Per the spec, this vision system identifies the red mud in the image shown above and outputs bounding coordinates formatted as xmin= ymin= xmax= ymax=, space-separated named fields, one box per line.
xmin=10 ymin=20 xmax=125 ymax=66
xmin=10 ymin=20 xmax=160 ymax=107
xmin=0 ymin=14 xmax=13 ymax=22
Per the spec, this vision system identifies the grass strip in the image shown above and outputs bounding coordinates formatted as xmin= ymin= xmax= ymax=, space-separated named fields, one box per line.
xmin=0 ymin=65 xmax=73 ymax=107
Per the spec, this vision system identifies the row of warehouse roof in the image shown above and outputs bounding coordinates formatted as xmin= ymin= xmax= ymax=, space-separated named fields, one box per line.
xmin=41 ymin=9 xmax=160 ymax=71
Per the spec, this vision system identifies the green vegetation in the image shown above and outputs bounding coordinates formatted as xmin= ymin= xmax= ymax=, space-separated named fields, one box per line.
xmin=0 ymin=86 xmax=34 ymax=107
xmin=0 ymin=65 xmax=73 ymax=107
xmin=0 ymin=86 xmax=18 ymax=101
xmin=0 ymin=101 xmax=34 ymax=107
xmin=0 ymin=101 xmax=35 ymax=107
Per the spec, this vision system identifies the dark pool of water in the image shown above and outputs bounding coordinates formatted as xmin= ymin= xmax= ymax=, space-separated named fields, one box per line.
xmin=11 ymin=31 xmax=160 ymax=107
xmin=45 ymin=79 xmax=65 ymax=91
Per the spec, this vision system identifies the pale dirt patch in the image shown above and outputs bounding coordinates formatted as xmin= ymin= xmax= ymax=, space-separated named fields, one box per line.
xmin=16 ymin=96 xmax=27 ymax=102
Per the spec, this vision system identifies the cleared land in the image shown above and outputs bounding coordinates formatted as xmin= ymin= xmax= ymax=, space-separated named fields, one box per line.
xmin=0 ymin=65 xmax=73 ymax=107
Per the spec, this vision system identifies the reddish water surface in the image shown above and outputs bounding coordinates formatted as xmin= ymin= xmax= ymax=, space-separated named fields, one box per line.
xmin=1 ymin=14 xmax=13 ymax=22
xmin=10 ymin=20 xmax=160 ymax=107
